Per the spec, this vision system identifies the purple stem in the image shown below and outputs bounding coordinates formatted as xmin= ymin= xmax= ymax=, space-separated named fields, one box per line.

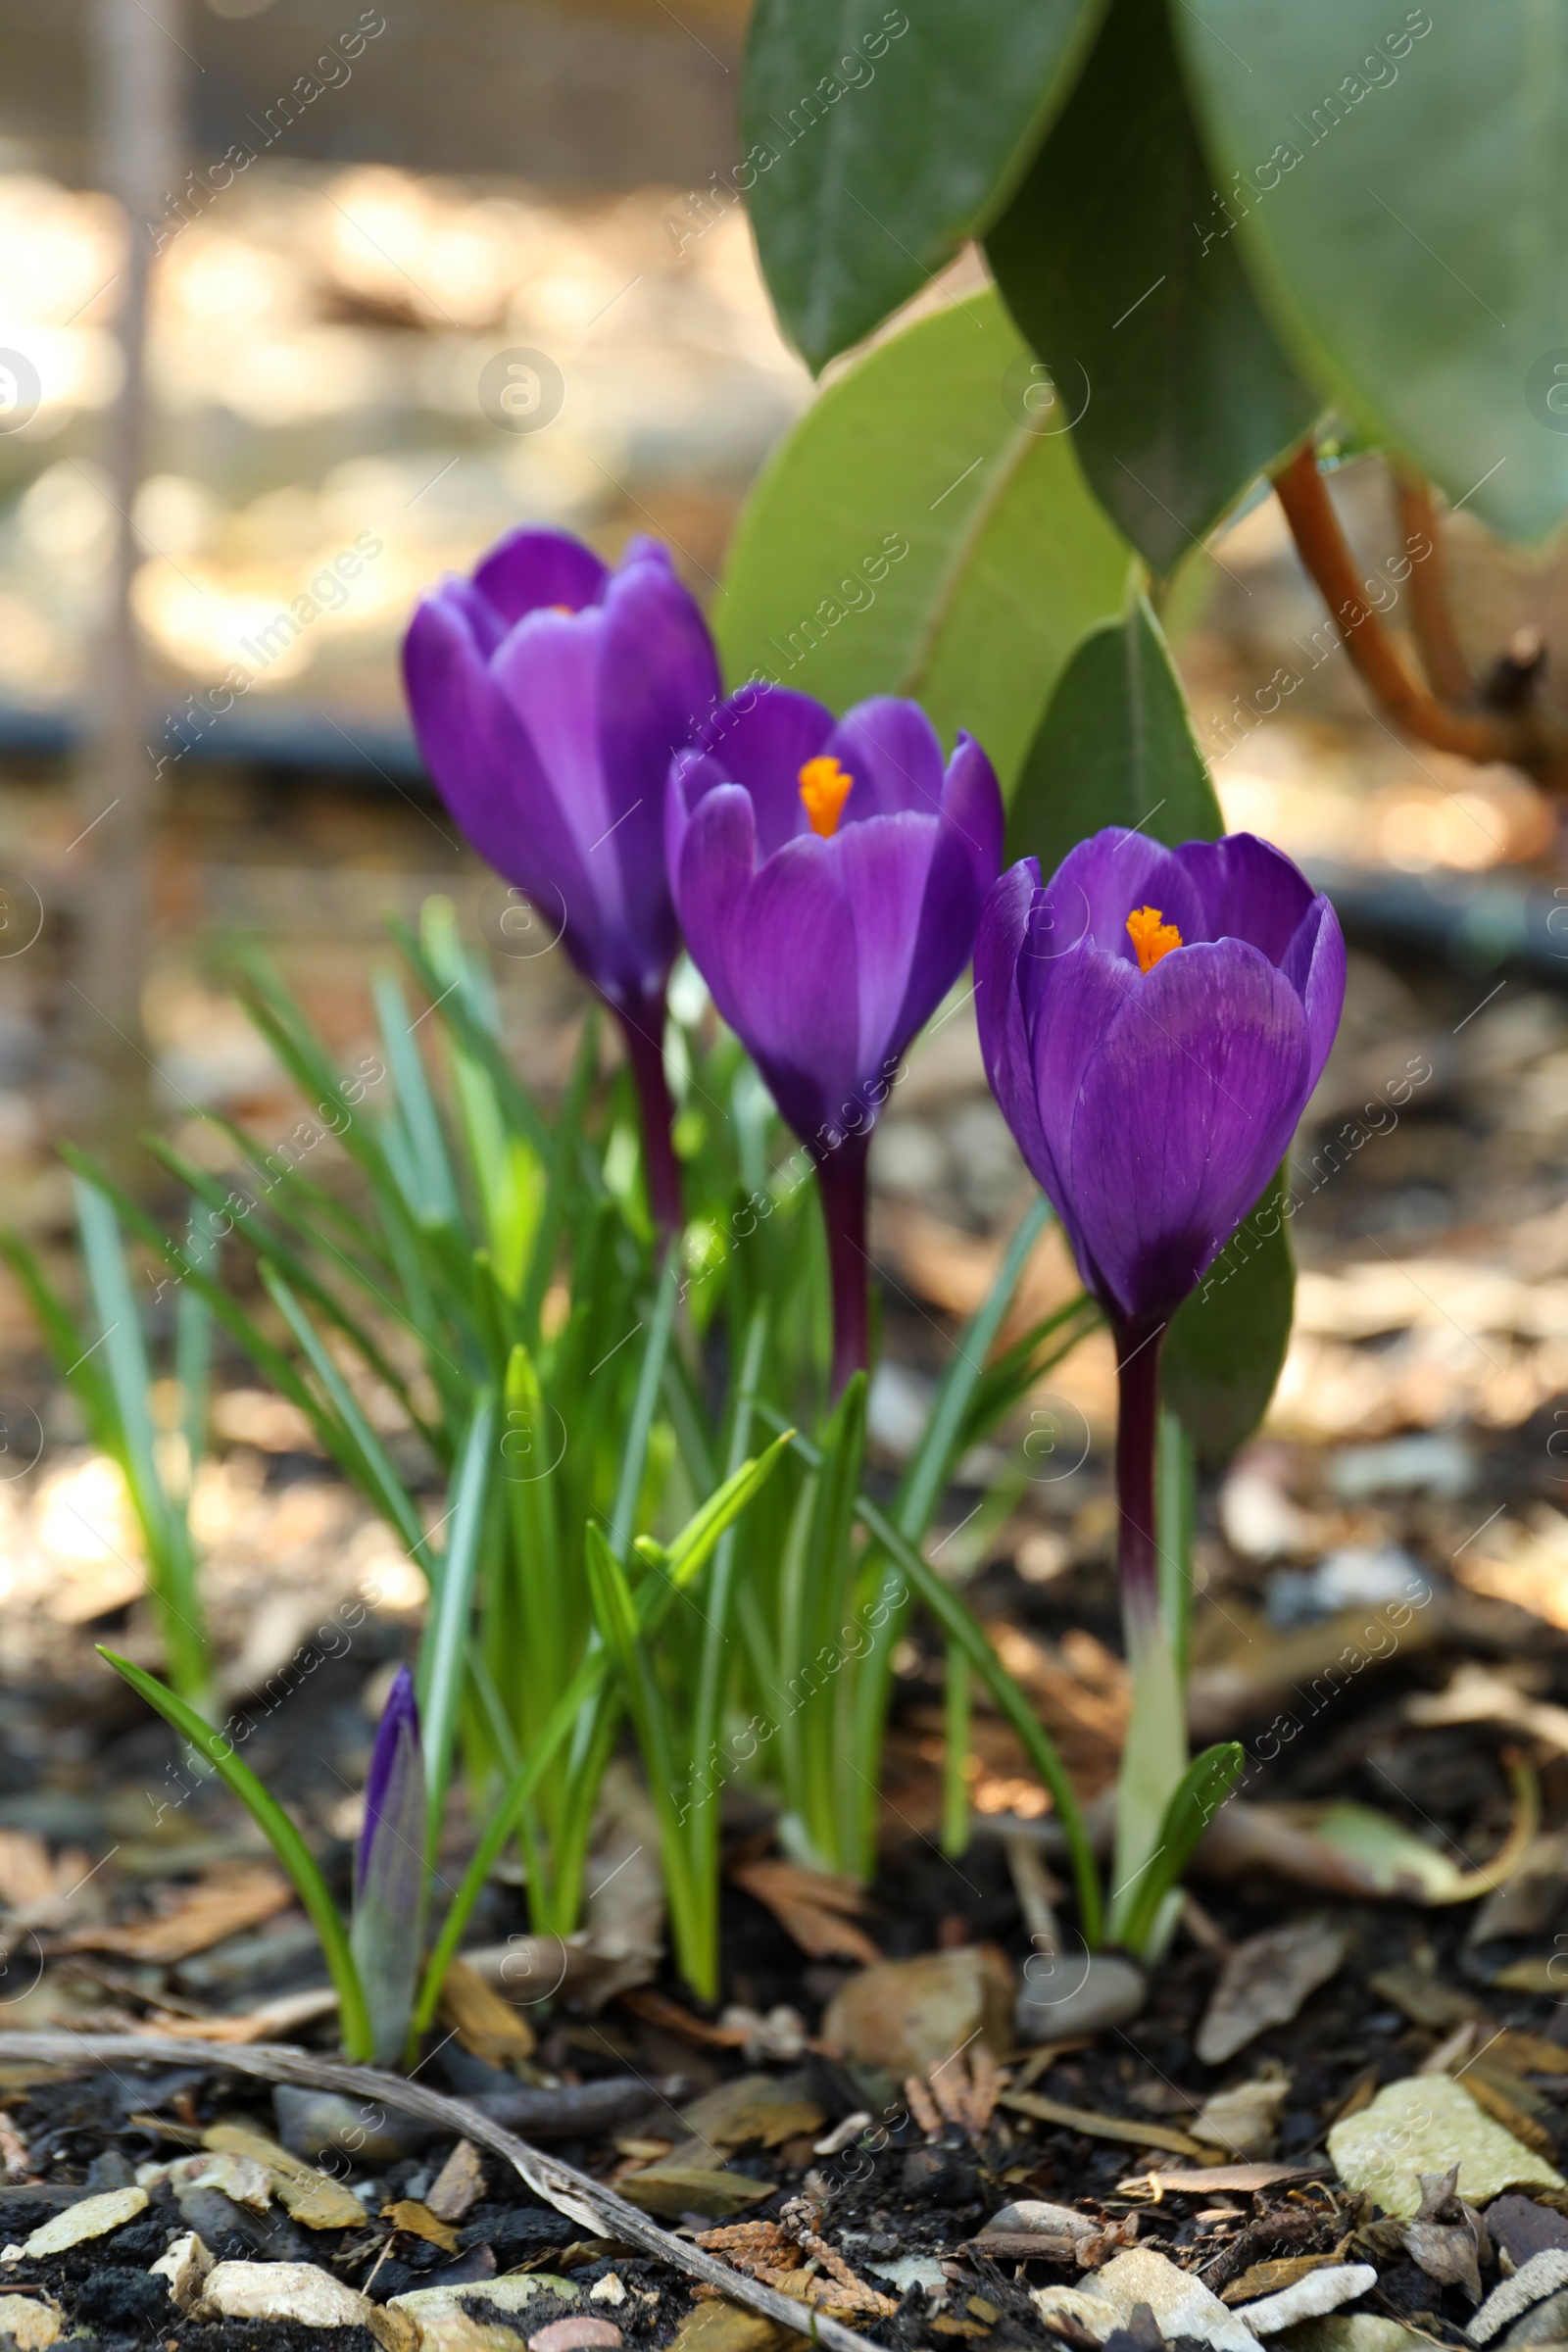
xmin=813 ymin=1130 xmax=871 ymax=1398
xmin=1113 ymin=1312 xmax=1166 ymax=1645
xmin=614 ymin=995 xmax=683 ymax=1236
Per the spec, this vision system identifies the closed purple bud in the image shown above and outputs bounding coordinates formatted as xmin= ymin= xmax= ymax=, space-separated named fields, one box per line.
xmin=352 ymin=1664 xmax=425 ymax=2064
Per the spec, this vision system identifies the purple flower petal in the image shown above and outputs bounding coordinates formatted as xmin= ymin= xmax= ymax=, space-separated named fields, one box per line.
xmin=1285 ymin=893 xmax=1348 ymax=1093
xmin=834 ymin=810 xmax=939 ymax=1076
xmin=732 ymin=835 xmax=860 ymax=1142
xmin=977 ymin=861 xmax=1053 ymax=1192
xmin=671 ymin=781 xmax=757 ymax=1033
xmin=1030 ymin=828 xmax=1207 ymax=995
xmin=825 ymin=696 xmax=948 ymax=821
xmin=1176 ymin=831 xmax=1318 ymax=962
xmin=693 ymin=684 xmax=834 ymax=858
xmin=1067 ymin=940 xmax=1309 ymax=1320
xmin=472 ymin=528 xmax=608 ymax=627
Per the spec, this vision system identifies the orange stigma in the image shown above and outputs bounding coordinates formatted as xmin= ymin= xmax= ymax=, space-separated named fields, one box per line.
xmin=799 ymin=754 xmax=855 ymax=838
xmin=1127 ymin=905 xmax=1183 ymax=973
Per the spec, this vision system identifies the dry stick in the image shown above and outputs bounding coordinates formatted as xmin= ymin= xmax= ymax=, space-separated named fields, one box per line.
xmin=1391 ymin=466 xmax=1476 ymax=707
xmin=0 ymin=2033 xmax=865 ymax=2352
xmin=1271 ymin=442 xmax=1568 ymax=789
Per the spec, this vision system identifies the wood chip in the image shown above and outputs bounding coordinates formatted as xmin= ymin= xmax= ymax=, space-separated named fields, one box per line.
xmin=727 ymin=1860 xmax=880 ymax=1968
xmin=437 ymin=1957 xmax=537 ymax=2064
xmin=426 ymin=2138 xmax=486 ymax=2224
xmin=52 ymin=1863 xmax=294 ymax=1963
xmin=1115 ymin=2166 xmax=1331 ymax=2196
xmin=1000 ymin=2090 xmax=1204 ymax=2159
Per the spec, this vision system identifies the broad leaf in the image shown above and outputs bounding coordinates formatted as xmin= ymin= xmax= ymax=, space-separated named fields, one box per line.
xmin=1163 ymin=1166 xmax=1295 ymax=1467
xmin=987 ymin=0 xmax=1318 ymax=573
xmin=1115 ymin=1740 xmax=1246 ymax=1953
xmin=1006 ymin=596 xmax=1222 ymax=872
xmin=1176 ymin=1 xmax=1568 ymax=542
xmin=742 ymin=0 xmax=1107 ymax=371
xmin=717 ymin=290 xmax=1131 ymax=792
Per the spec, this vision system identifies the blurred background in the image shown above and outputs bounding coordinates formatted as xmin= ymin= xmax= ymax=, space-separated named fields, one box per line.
xmin=6 ymin=0 xmax=1568 ymax=1817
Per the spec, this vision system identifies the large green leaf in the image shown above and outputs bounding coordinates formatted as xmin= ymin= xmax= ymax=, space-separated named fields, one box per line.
xmin=716 ymin=291 xmax=1132 ymax=792
xmin=1176 ymin=1 xmax=1568 ymax=543
xmin=1007 ymin=596 xmax=1223 ymax=872
xmin=742 ymin=0 xmax=1107 ymax=371
xmin=1163 ymin=1166 xmax=1296 ymax=1467
xmin=986 ymin=0 xmax=1318 ymax=574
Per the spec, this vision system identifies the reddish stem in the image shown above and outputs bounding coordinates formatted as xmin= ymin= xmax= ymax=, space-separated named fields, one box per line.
xmin=614 ymin=997 xmax=683 ymax=1237
xmin=813 ymin=1131 xmax=871 ymax=1398
xmin=1113 ymin=1313 xmax=1166 ymax=1643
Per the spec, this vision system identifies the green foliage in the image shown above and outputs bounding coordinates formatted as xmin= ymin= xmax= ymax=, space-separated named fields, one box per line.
xmin=742 ymin=0 xmax=1107 ymax=370
xmin=1007 ymin=596 xmax=1223 ymax=872
xmin=716 ymin=290 xmax=1132 ymax=791
xmin=1176 ymin=1 xmax=1568 ymax=543
xmin=987 ymin=0 xmax=1318 ymax=574
xmin=1164 ymin=1165 xmax=1297 ymax=1468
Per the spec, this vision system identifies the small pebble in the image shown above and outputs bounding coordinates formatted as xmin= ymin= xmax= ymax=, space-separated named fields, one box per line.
xmin=528 ymin=2320 xmax=622 ymax=2352
xmin=0 ymin=2293 xmax=63 ymax=2348
xmin=589 ymin=2277 xmax=627 ymax=2306
xmin=200 ymin=2258 xmax=376 ymax=2328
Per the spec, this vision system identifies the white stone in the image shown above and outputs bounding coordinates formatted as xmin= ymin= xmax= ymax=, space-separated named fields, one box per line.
xmin=590 ymin=2277 xmax=627 ymax=2306
xmin=1241 ymin=2264 xmax=1378 ymax=2335
xmin=873 ymin=2257 xmax=949 ymax=2298
xmin=0 ymin=2292 xmax=64 ymax=2348
xmin=1194 ymin=2079 xmax=1290 ymax=2160
xmin=1033 ymin=2286 xmax=1116 ymax=2342
xmin=392 ymin=2277 xmax=576 ymax=2318
xmin=1469 ymin=2251 xmax=1568 ymax=2344
xmin=1329 ymin=2078 xmax=1564 ymax=2220
xmin=140 ymin=2151 xmax=273 ymax=2210
xmin=1081 ymin=2248 xmax=1264 ymax=2352
xmin=985 ymin=2199 xmax=1096 ymax=2239
xmin=150 ymin=2231 xmax=215 ymax=2312
xmin=1286 ymin=2320 xmax=1430 ymax=2352
xmin=1016 ymin=1953 xmax=1146 ymax=2042
xmin=19 ymin=2185 xmax=148 ymax=2256
xmin=201 ymin=2259 xmax=376 ymax=2328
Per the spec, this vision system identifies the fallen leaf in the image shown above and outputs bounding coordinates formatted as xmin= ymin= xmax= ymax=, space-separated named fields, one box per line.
xmin=820 ymin=1945 xmax=1013 ymax=2074
xmin=1328 ymin=2076 xmax=1563 ymax=2216
xmin=1115 ymin=2167 xmax=1328 ymax=2197
xmin=615 ymin=2153 xmax=773 ymax=2220
xmin=202 ymin=2122 xmax=367 ymax=2230
xmin=664 ymin=2304 xmax=792 ymax=2352
xmin=727 ymin=1858 xmax=881 ymax=1968
xmin=383 ymin=2199 xmax=461 ymax=2251
xmin=616 ymin=1988 xmax=750 ymax=2048
xmin=676 ymin=2075 xmax=825 ymax=2152
xmin=426 ymin=2138 xmax=485 ymax=2224
xmin=1458 ymin=2068 xmax=1558 ymax=2157
xmin=1000 ymin=2090 xmax=1204 ymax=2160
xmin=437 ymin=1958 xmax=537 ymax=2064
xmin=1192 ymin=2080 xmax=1289 ymax=2162
xmin=1197 ymin=1922 xmax=1346 ymax=2067
xmin=53 ymin=1863 xmax=293 ymax=1962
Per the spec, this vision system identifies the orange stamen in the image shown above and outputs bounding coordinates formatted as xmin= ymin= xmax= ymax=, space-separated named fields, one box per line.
xmin=799 ymin=754 xmax=855 ymax=839
xmin=1127 ymin=905 xmax=1183 ymax=973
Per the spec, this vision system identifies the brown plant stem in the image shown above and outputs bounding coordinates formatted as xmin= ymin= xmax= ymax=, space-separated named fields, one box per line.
xmin=813 ymin=1130 xmax=871 ymax=1399
xmin=1392 ymin=466 xmax=1475 ymax=706
xmin=1272 ymin=443 xmax=1568 ymax=790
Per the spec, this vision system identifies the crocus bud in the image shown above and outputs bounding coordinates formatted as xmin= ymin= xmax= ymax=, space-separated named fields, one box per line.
xmin=351 ymin=1664 xmax=426 ymax=2066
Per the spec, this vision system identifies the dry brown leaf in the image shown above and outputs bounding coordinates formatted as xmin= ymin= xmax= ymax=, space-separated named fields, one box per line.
xmin=53 ymin=1863 xmax=294 ymax=1962
xmin=382 ymin=2197 xmax=460 ymax=2251
xmin=425 ymin=2137 xmax=485 ymax=2223
xmin=617 ymin=1987 xmax=751 ymax=2048
xmin=1001 ymin=2089 xmax=1204 ymax=2159
xmin=727 ymin=1860 xmax=881 ymax=1968
xmin=436 ymin=1956 xmax=537 ymax=2062
xmin=140 ymin=1987 xmax=340 ymax=2043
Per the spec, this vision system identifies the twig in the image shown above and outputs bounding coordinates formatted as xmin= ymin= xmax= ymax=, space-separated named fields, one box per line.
xmin=1391 ymin=466 xmax=1475 ymax=706
xmin=1271 ymin=442 xmax=1568 ymax=789
xmin=0 ymin=2032 xmax=866 ymax=2352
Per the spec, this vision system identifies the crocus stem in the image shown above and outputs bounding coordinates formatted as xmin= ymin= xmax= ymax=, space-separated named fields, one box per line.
xmin=813 ymin=1130 xmax=871 ymax=1398
xmin=1109 ymin=1314 xmax=1188 ymax=1945
xmin=614 ymin=996 xmax=683 ymax=1236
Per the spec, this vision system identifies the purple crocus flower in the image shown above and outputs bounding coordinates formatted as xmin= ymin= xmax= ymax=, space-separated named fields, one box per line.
xmin=667 ymin=683 xmax=1004 ymax=1392
xmin=977 ymin=824 xmax=1343 ymax=1861
xmin=351 ymin=1664 xmax=426 ymax=2065
xmin=403 ymin=528 xmax=723 ymax=1230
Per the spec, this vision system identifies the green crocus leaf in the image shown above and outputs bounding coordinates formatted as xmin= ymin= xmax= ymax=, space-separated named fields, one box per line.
xmin=986 ymin=0 xmax=1319 ymax=574
xmin=742 ymin=0 xmax=1107 ymax=371
xmin=1006 ymin=595 xmax=1223 ymax=872
xmin=1164 ymin=1167 xmax=1296 ymax=1469
xmin=1176 ymin=0 xmax=1568 ymax=542
xmin=716 ymin=290 xmax=1131 ymax=794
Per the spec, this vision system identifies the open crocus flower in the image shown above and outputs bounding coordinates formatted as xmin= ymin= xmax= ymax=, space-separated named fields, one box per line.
xmin=977 ymin=827 xmax=1344 ymax=1920
xmin=976 ymin=827 xmax=1345 ymax=1334
xmin=668 ymin=684 xmax=1004 ymax=1391
xmin=403 ymin=527 xmax=722 ymax=1229
xmin=351 ymin=1665 xmax=426 ymax=2066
